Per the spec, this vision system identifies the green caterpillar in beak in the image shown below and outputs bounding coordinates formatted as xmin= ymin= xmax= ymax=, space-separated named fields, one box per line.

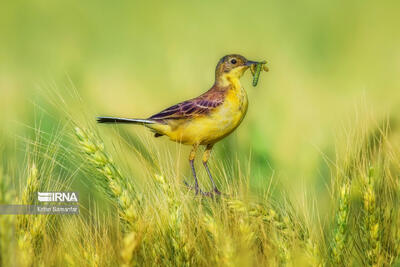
xmin=250 ymin=61 xmax=268 ymax=87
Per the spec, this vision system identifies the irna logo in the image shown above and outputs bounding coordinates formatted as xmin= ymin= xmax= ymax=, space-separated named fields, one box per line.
xmin=38 ymin=192 xmax=78 ymax=202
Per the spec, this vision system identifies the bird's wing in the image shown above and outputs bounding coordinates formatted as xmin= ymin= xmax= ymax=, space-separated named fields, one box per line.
xmin=149 ymin=91 xmax=226 ymax=123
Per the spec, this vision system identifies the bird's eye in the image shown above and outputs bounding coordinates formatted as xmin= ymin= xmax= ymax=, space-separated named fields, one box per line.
xmin=230 ymin=59 xmax=237 ymax=64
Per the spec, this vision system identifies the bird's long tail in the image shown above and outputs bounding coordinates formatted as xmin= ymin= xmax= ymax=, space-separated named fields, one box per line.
xmin=97 ymin=117 xmax=156 ymax=124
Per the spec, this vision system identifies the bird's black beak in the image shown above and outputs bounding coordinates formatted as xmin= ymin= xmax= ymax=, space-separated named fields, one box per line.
xmin=245 ymin=60 xmax=259 ymax=66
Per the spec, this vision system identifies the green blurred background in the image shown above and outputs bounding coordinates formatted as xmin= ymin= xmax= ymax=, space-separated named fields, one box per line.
xmin=1 ymin=0 xmax=400 ymax=198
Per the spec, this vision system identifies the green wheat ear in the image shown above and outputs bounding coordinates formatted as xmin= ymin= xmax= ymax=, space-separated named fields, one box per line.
xmin=74 ymin=126 xmax=140 ymax=226
xmin=331 ymin=181 xmax=351 ymax=265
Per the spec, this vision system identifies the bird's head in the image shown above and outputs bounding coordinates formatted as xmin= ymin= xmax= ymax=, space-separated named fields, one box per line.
xmin=214 ymin=54 xmax=260 ymax=86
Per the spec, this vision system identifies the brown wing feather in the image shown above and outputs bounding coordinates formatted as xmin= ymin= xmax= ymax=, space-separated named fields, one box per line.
xmin=149 ymin=88 xmax=227 ymax=123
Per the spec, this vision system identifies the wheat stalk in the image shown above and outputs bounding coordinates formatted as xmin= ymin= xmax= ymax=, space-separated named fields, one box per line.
xmin=0 ymin=169 xmax=16 ymax=267
xmin=330 ymin=180 xmax=351 ymax=265
xmin=17 ymin=163 xmax=49 ymax=267
xmin=227 ymin=199 xmax=297 ymax=264
xmin=203 ymin=214 xmax=234 ymax=266
xmin=362 ymin=166 xmax=382 ymax=266
xmin=120 ymin=231 xmax=142 ymax=267
xmin=153 ymin=174 xmax=190 ymax=266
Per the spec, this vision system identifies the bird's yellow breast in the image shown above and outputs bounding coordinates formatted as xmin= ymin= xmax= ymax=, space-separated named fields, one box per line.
xmin=155 ymin=77 xmax=248 ymax=145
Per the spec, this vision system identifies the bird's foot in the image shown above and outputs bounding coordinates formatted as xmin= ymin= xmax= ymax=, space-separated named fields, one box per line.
xmin=184 ymin=181 xmax=223 ymax=198
xmin=183 ymin=181 xmax=222 ymax=197
xmin=213 ymin=188 xmax=222 ymax=195
xmin=202 ymin=188 xmax=223 ymax=198
xmin=183 ymin=180 xmax=207 ymax=196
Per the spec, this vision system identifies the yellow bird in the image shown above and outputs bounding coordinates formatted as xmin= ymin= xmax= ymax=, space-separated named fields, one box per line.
xmin=97 ymin=54 xmax=267 ymax=196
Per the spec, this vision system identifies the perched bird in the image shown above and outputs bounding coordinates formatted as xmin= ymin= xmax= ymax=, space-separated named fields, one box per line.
xmin=97 ymin=54 xmax=266 ymax=196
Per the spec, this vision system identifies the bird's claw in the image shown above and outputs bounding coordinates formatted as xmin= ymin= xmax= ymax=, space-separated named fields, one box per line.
xmin=212 ymin=188 xmax=222 ymax=195
xmin=183 ymin=180 xmax=204 ymax=195
xmin=203 ymin=188 xmax=224 ymax=198
xmin=183 ymin=181 xmax=223 ymax=197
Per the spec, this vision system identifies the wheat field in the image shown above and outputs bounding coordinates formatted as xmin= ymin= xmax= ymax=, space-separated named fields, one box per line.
xmin=1 ymin=100 xmax=400 ymax=266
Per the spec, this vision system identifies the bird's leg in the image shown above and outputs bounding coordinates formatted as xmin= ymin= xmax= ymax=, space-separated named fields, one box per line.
xmin=202 ymin=144 xmax=221 ymax=195
xmin=184 ymin=144 xmax=202 ymax=195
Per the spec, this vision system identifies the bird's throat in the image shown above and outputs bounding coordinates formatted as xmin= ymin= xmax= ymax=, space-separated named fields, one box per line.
xmin=217 ymin=73 xmax=242 ymax=93
xmin=216 ymin=66 xmax=247 ymax=91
